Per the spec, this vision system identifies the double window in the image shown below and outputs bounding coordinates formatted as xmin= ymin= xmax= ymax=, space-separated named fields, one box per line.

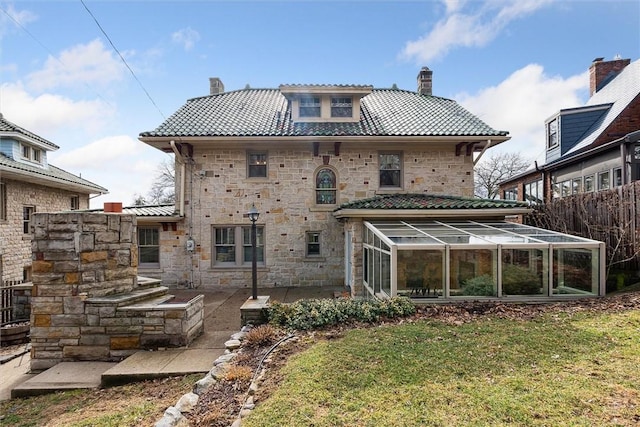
xmin=213 ymin=225 xmax=264 ymax=266
xmin=21 ymin=144 xmax=42 ymax=163
xmin=503 ymin=187 xmax=517 ymax=201
xmin=379 ymin=152 xmax=402 ymax=188
xmin=247 ymin=151 xmax=268 ymax=178
xmin=524 ymin=179 xmax=543 ymax=204
xmin=138 ymin=227 xmax=160 ymax=266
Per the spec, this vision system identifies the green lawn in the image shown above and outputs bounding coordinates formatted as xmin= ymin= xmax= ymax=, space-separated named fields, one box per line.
xmin=244 ymin=310 xmax=640 ymax=426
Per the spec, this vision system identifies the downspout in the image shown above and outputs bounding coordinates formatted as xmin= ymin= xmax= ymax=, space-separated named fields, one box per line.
xmin=473 ymin=139 xmax=493 ymax=166
xmin=170 ymin=140 xmax=186 ymax=217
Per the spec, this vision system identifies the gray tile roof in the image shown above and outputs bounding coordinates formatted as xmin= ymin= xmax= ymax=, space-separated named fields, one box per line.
xmin=140 ymin=88 xmax=508 ymax=138
xmin=336 ymin=193 xmax=528 ymax=210
xmin=0 ymin=114 xmax=59 ymax=149
xmin=0 ymin=153 xmax=108 ymax=193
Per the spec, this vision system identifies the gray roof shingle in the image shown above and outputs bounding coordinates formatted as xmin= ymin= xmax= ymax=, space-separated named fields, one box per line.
xmin=0 ymin=114 xmax=59 ymax=149
xmin=140 ymin=88 xmax=508 ymax=138
xmin=0 ymin=153 xmax=108 ymax=193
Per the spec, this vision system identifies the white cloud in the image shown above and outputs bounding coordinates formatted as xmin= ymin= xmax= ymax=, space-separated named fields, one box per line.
xmin=455 ymin=63 xmax=588 ymax=163
xmin=0 ymin=81 xmax=113 ymax=135
xmin=399 ymin=0 xmax=554 ymax=64
xmin=25 ymin=39 xmax=127 ymax=91
xmin=171 ymin=27 xmax=200 ymax=51
xmin=50 ymin=135 xmax=170 ymax=208
xmin=0 ymin=3 xmax=37 ymax=40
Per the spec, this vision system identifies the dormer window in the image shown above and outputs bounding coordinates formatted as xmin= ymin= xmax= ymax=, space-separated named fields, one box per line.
xmin=21 ymin=143 xmax=42 ymax=163
xmin=331 ymin=97 xmax=352 ymax=117
xmin=299 ymin=96 xmax=321 ymax=117
xmin=547 ymin=118 xmax=558 ymax=149
xmin=279 ymin=84 xmax=372 ymax=124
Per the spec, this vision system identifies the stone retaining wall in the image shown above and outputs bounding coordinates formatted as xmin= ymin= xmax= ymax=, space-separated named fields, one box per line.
xmin=29 ymin=212 xmax=204 ymax=371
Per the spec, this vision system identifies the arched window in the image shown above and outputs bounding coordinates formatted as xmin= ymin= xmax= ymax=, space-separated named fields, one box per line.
xmin=315 ymin=168 xmax=337 ymax=204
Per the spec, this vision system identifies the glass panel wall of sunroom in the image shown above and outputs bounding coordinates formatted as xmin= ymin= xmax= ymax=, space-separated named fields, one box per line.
xmin=362 ymin=220 xmax=604 ymax=301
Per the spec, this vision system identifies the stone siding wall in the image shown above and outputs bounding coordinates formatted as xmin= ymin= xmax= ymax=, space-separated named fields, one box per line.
xmin=0 ymin=178 xmax=90 ymax=282
xmin=157 ymin=144 xmax=474 ymax=291
xmin=30 ymin=212 xmax=137 ymax=370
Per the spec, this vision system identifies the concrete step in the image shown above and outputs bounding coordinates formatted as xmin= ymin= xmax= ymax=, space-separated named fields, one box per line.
xmin=85 ymin=286 xmax=170 ymax=307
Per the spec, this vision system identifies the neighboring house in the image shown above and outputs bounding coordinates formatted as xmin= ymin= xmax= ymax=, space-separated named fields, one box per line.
xmin=0 ymin=114 xmax=108 ymax=282
xmin=138 ymin=69 xmax=605 ymax=300
xmin=500 ymin=57 xmax=640 ymax=204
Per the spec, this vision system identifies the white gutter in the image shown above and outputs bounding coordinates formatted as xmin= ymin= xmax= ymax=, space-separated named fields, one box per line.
xmin=473 ymin=139 xmax=493 ymax=166
xmin=170 ymin=140 xmax=186 ymax=217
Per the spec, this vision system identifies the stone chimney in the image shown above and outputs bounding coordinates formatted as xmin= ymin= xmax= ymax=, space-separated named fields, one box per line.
xmin=417 ymin=67 xmax=433 ymax=96
xmin=209 ymin=77 xmax=224 ymax=95
xmin=589 ymin=57 xmax=630 ymax=96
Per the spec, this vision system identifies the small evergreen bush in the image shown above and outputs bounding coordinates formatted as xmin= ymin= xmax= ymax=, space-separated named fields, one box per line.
xmin=267 ymin=297 xmax=416 ymax=330
xmin=462 ymin=275 xmax=495 ymax=296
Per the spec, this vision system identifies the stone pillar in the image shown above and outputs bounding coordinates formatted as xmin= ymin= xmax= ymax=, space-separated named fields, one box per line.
xmin=30 ymin=213 xmax=137 ymax=371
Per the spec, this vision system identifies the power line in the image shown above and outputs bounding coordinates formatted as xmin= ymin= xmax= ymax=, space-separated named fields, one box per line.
xmin=0 ymin=4 xmax=113 ymax=109
xmin=79 ymin=0 xmax=167 ymax=122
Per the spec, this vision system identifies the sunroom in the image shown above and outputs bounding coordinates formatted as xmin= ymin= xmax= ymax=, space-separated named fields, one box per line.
xmin=362 ymin=220 xmax=605 ymax=300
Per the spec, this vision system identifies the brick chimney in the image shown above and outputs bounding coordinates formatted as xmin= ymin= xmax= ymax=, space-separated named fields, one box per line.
xmin=209 ymin=77 xmax=224 ymax=95
xmin=417 ymin=67 xmax=433 ymax=96
xmin=589 ymin=57 xmax=630 ymax=96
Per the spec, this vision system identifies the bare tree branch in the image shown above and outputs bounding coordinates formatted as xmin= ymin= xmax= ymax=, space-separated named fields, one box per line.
xmin=474 ymin=152 xmax=531 ymax=199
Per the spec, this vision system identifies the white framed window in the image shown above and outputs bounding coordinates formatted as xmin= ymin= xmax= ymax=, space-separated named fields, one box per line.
xmin=584 ymin=175 xmax=594 ymax=192
xmin=213 ymin=225 xmax=264 ymax=267
xmin=597 ymin=171 xmax=610 ymax=191
xmin=613 ymin=168 xmax=623 ymax=187
xmin=547 ymin=118 xmax=558 ymax=149
xmin=331 ymin=97 xmax=352 ymax=117
xmin=247 ymin=151 xmax=268 ymax=178
xmin=299 ymin=96 xmax=321 ymax=117
xmin=20 ymin=144 xmax=42 ymax=163
xmin=138 ymin=227 xmax=160 ymax=266
xmin=70 ymin=196 xmax=80 ymax=210
xmin=560 ymin=180 xmax=570 ymax=197
xmin=0 ymin=181 xmax=6 ymax=221
xmin=23 ymin=206 xmax=35 ymax=234
xmin=524 ymin=179 xmax=543 ymax=204
xmin=306 ymin=231 xmax=321 ymax=257
xmin=571 ymin=178 xmax=582 ymax=194
xmin=379 ymin=152 xmax=402 ymax=188
xmin=315 ymin=167 xmax=337 ymax=205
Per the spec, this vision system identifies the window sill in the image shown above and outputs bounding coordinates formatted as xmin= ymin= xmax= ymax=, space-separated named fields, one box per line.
xmin=22 ymin=235 xmax=33 ymax=241
xmin=376 ymin=188 xmax=403 ymax=194
xmin=211 ymin=265 xmax=269 ymax=271
xmin=309 ymin=206 xmax=336 ymax=212
xmin=244 ymin=177 xmax=270 ymax=183
xmin=304 ymin=257 xmax=326 ymax=262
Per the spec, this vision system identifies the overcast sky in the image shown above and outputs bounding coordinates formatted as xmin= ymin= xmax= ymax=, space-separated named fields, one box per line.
xmin=1 ymin=0 xmax=638 ymax=207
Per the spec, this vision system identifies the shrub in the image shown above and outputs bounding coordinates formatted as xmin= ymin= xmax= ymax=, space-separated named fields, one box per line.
xmin=244 ymin=324 xmax=279 ymax=348
xmin=267 ymin=297 xmax=416 ymax=330
xmin=462 ymin=275 xmax=495 ymax=296
xmin=502 ymin=264 xmax=541 ymax=295
xmin=223 ymin=365 xmax=253 ymax=382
